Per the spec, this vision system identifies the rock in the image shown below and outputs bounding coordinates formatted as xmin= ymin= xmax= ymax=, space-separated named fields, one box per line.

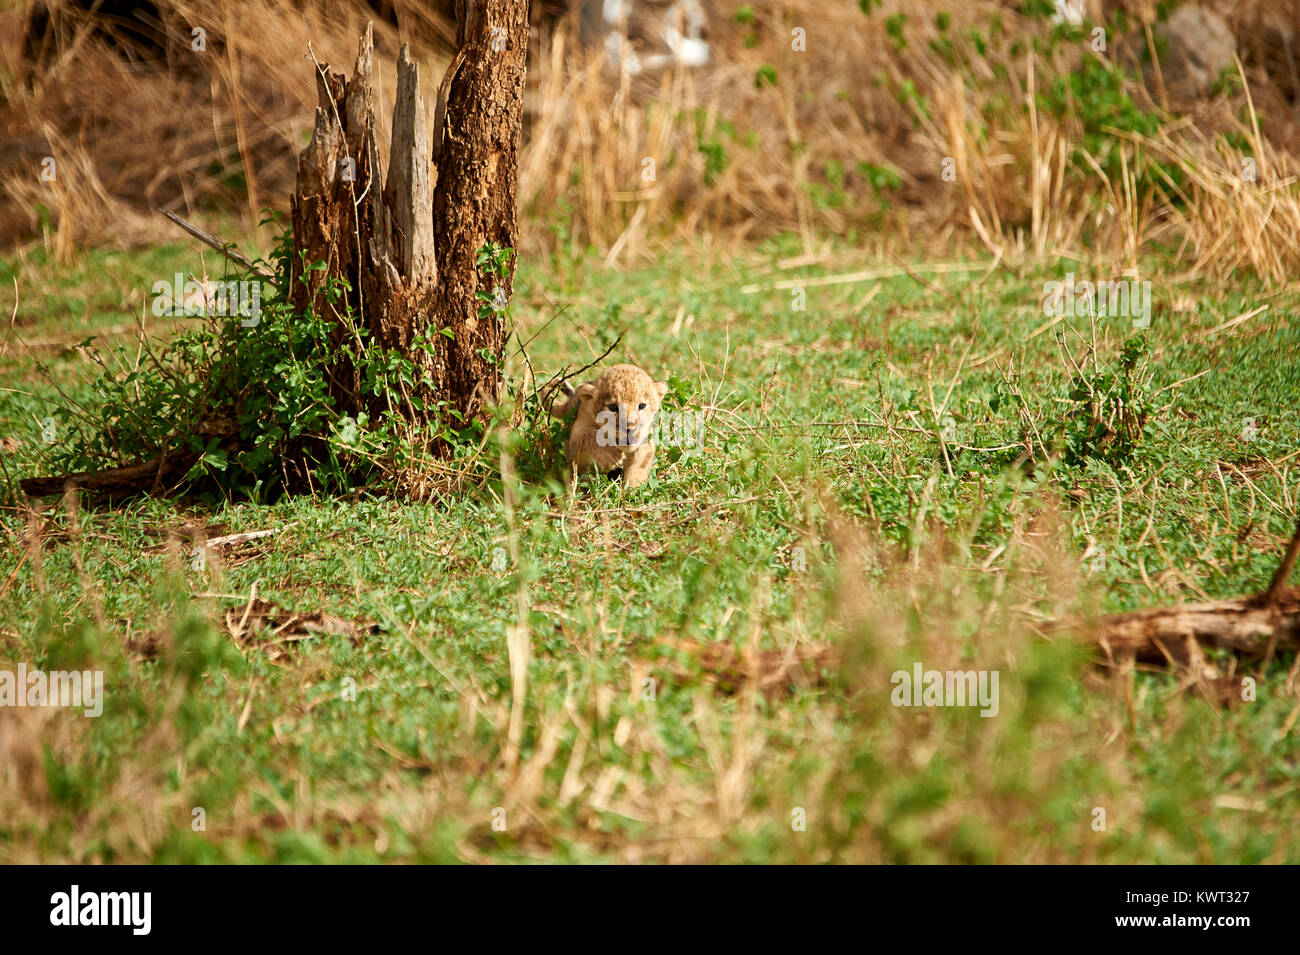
xmin=1158 ymin=5 xmax=1237 ymax=98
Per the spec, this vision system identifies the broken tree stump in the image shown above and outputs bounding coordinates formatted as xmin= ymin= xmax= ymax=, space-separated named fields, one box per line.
xmin=290 ymin=4 xmax=529 ymax=437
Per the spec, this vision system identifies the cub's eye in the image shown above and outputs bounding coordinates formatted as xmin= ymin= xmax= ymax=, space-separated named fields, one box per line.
xmin=606 ymin=403 xmax=619 ymax=414
xmin=638 ymin=403 xmax=647 ymax=410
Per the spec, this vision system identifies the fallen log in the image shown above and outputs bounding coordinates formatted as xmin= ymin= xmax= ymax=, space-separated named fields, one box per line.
xmin=19 ymin=419 xmax=235 ymax=502
xmin=18 ymin=449 xmax=200 ymax=500
xmin=1061 ymin=588 xmax=1300 ymax=664
xmin=1053 ymin=520 xmax=1300 ymax=669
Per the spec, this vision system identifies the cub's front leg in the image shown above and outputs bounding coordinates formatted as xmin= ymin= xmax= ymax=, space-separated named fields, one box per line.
xmin=620 ymin=443 xmax=656 ymax=487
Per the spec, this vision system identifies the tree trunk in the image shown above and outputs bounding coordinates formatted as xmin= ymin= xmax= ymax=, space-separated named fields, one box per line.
xmin=289 ymin=3 xmax=528 ymax=452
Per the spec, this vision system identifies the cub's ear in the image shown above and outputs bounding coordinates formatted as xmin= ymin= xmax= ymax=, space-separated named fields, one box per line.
xmin=551 ymin=380 xmax=598 ymax=418
xmin=653 ymin=380 xmax=669 ymax=400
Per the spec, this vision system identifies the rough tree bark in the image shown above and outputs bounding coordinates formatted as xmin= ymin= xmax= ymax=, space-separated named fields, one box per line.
xmin=290 ymin=2 xmax=529 ymax=444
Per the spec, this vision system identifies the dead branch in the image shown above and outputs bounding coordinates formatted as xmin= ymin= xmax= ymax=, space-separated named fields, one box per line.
xmin=19 ymin=450 xmax=200 ymax=501
xmin=156 ymin=209 xmax=276 ymax=283
xmin=1060 ymin=588 xmax=1300 ymax=663
xmin=536 ymin=330 xmax=625 ymax=411
xmin=19 ymin=419 xmax=236 ymax=503
xmin=1055 ymin=520 xmax=1300 ymax=667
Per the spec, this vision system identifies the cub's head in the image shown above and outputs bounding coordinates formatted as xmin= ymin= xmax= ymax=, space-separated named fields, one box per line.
xmin=576 ymin=363 xmax=669 ymax=448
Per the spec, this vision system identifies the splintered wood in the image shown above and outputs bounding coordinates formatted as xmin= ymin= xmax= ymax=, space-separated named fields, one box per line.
xmin=291 ymin=12 xmax=528 ymax=431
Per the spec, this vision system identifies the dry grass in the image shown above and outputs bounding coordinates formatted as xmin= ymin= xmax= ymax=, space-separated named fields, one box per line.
xmin=1 ymin=0 xmax=452 ymax=258
xmin=1138 ymin=97 xmax=1300 ymax=285
xmin=2 ymin=0 xmax=1299 ymax=281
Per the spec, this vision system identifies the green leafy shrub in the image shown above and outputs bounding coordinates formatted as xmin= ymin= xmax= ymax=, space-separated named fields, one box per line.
xmin=1062 ymin=337 xmax=1152 ymax=468
xmin=35 ymin=226 xmax=513 ymax=500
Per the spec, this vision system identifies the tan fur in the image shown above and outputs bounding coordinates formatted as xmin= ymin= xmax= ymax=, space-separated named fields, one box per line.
xmin=551 ymin=364 xmax=669 ymax=488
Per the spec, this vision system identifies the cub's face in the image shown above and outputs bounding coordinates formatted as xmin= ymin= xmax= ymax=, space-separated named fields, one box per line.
xmin=578 ymin=364 xmax=669 ymax=449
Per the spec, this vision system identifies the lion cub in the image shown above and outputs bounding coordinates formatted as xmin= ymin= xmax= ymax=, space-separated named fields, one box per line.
xmin=552 ymin=364 xmax=669 ymax=488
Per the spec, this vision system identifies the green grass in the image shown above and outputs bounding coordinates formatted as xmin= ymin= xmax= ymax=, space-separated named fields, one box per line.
xmin=0 ymin=237 xmax=1298 ymax=863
